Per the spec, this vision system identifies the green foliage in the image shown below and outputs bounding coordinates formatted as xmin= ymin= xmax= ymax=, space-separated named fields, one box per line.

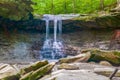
xmin=0 ymin=0 xmax=117 ymax=20
xmin=32 ymin=0 xmax=117 ymax=15
xmin=0 ymin=0 xmax=33 ymax=20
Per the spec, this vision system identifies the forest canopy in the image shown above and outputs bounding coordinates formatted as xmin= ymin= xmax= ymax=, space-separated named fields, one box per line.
xmin=32 ymin=0 xmax=117 ymax=15
xmin=0 ymin=0 xmax=118 ymax=20
xmin=0 ymin=0 xmax=33 ymax=20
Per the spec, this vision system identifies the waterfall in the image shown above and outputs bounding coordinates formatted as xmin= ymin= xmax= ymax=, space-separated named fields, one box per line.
xmin=40 ymin=15 xmax=66 ymax=60
xmin=54 ymin=19 xmax=57 ymax=42
xmin=58 ymin=17 xmax=62 ymax=39
xmin=46 ymin=19 xmax=49 ymax=40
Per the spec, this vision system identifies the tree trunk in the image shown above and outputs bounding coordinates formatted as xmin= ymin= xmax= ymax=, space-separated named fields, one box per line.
xmin=100 ymin=0 xmax=104 ymax=10
xmin=51 ymin=0 xmax=54 ymax=14
xmin=64 ymin=0 xmax=67 ymax=13
xmin=73 ymin=0 xmax=76 ymax=13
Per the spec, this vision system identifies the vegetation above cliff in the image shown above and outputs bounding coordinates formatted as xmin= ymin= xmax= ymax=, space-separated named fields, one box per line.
xmin=0 ymin=0 xmax=118 ymax=20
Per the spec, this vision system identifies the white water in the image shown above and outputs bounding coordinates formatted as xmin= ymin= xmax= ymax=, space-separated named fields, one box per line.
xmin=46 ymin=20 xmax=49 ymax=39
xmin=40 ymin=15 xmax=66 ymax=59
xmin=54 ymin=19 xmax=57 ymax=42
xmin=58 ymin=18 xmax=62 ymax=39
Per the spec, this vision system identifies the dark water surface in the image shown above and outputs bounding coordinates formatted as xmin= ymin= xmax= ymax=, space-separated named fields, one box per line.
xmin=0 ymin=29 xmax=114 ymax=61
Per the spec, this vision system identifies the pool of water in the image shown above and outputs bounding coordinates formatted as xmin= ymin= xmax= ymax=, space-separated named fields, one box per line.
xmin=0 ymin=29 xmax=116 ymax=61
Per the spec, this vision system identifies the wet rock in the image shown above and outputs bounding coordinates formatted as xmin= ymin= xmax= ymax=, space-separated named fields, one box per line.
xmin=59 ymin=52 xmax=91 ymax=64
xmin=40 ymin=69 xmax=109 ymax=80
xmin=65 ymin=45 xmax=81 ymax=56
xmin=89 ymin=62 xmax=96 ymax=64
xmin=94 ymin=68 xmax=120 ymax=77
xmin=20 ymin=62 xmax=55 ymax=80
xmin=0 ymin=64 xmax=20 ymax=80
xmin=20 ymin=60 xmax=48 ymax=75
xmin=58 ymin=63 xmax=79 ymax=70
xmin=20 ymin=71 xmax=33 ymax=80
xmin=84 ymin=49 xmax=120 ymax=65
xmin=99 ymin=61 xmax=112 ymax=66
xmin=1 ymin=74 xmax=20 ymax=80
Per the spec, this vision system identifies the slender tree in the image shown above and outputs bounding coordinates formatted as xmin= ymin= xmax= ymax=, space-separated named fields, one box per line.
xmin=64 ymin=0 xmax=67 ymax=13
xmin=72 ymin=0 xmax=76 ymax=13
xmin=51 ymin=0 xmax=54 ymax=14
xmin=100 ymin=0 xmax=104 ymax=10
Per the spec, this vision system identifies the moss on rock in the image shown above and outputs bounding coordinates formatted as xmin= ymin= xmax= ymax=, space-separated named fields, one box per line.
xmin=20 ymin=60 xmax=48 ymax=75
xmin=1 ymin=73 xmax=20 ymax=80
xmin=87 ymin=49 xmax=120 ymax=65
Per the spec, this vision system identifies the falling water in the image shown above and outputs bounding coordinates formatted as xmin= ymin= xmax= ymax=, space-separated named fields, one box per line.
xmin=58 ymin=19 xmax=62 ymax=39
xmin=42 ymin=16 xmax=51 ymax=49
xmin=40 ymin=15 xmax=66 ymax=60
xmin=46 ymin=19 xmax=49 ymax=39
xmin=54 ymin=19 xmax=57 ymax=42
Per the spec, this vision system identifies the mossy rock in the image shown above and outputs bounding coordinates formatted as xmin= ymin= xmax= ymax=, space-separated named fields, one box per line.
xmin=20 ymin=71 xmax=33 ymax=80
xmin=87 ymin=49 xmax=120 ymax=65
xmin=20 ymin=62 xmax=55 ymax=80
xmin=59 ymin=52 xmax=91 ymax=64
xmin=20 ymin=60 xmax=48 ymax=75
xmin=1 ymin=73 xmax=20 ymax=80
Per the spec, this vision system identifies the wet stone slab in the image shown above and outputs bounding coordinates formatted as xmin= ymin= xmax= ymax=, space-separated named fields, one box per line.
xmin=40 ymin=70 xmax=110 ymax=80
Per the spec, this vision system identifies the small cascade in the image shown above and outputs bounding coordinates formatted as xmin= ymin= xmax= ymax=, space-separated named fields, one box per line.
xmin=40 ymin=15 xmax=66 ymax=60
xmin=46 ymin=19 xmax=49 ymax=39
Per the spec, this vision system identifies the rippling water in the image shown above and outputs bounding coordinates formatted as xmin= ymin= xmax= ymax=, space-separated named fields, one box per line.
xmin=0 ymin=29 xmax=115 ymax=61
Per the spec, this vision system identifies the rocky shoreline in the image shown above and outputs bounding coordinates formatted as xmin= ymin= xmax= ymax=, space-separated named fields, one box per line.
xmin=0 ymin=49 xmax=120 ymax=80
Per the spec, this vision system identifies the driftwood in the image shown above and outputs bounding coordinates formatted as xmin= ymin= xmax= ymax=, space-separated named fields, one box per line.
xmin=109 ymin=68 xmax=119 ymax=80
